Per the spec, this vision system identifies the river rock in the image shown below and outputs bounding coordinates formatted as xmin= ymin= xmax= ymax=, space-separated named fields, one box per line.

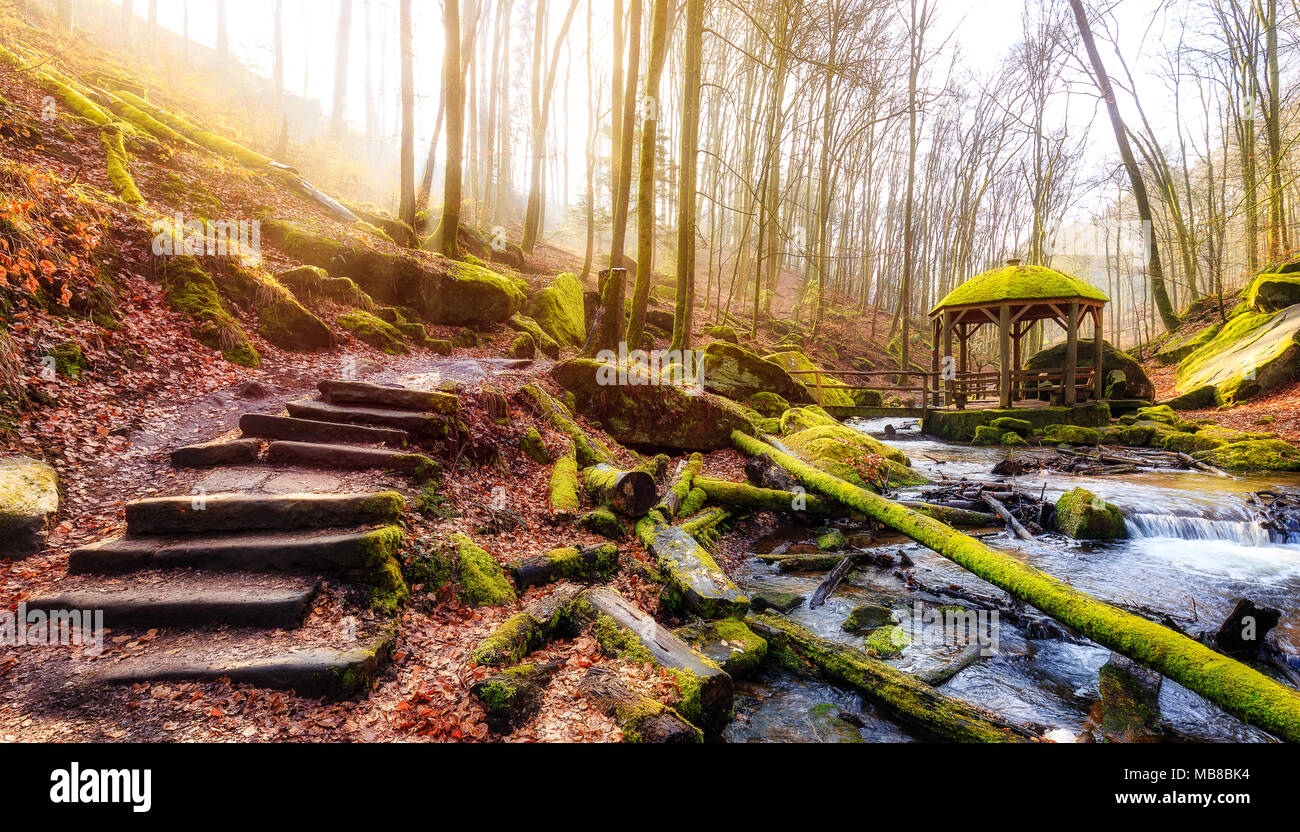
xmin=1054 ymin=487 xmax=1127 ymax=540
xmin=1193 ymin=439 xmax=1300 ymax=473
xmin=0 ymin=456 xmax=60 ymax=558
xmin=1097 ymin=653 xmax=1162 ymax=742
xmin=549 ymin=358 xmax=758 ymax=451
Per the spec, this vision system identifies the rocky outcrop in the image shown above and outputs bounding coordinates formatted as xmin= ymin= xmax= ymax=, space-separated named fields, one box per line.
xmin=549 ymin=358 xmax=758 ymax=451
xmin=1025 ymin=340 xmax=1153 ymax=401
xmin=700 ymin=342 xmax=810 ymax=404
xmin=1175 ymin=305 xmax=1300 ymax=406
xmin=525 ymin=273 xmax=587 ymax=347
xmin=0 ymin=456 xmax=59 ymax=558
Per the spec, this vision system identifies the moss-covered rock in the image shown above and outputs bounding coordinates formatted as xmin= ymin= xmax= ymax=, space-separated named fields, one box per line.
xmin=1164 ymin=385 xmax=1219 ymax=411
xmin=1002 ymin=432 xmax=1029 ymax=447
xmin=841 ymin=604 xmax=894 ymax=633
xmin=701 ymin=342 xmax=809 ymax=404
xmin=1155 ymin=323 xmax=1221 ymax=365
xmin=763 ymin=350 xmax=856 ymax=407
xmin=507 ymin=314 xmax=561 ymax=358
xmin=1025 ymin=340 xmax=1153 ymax=400
xmin=263 ymin=219 xmax=525 ymax=325
xmin=520 ymin=427 xmax=551 ymax=464
xmin=864 ymin=625 xmax=911 ymax=658
xmin=782 ymin=423 xmax=926 ymax=490
xmin=1133 ymin=405 xmax=1178 ymax=426
xmin=850 ymin=389 xmax=884 ymax=407
xmin=1175 ymin=305 xmax=1300 ymax=406
xmin=1193 ymin=440 xmax=1300 ymax=473
xmin=155 ymin=256 xmax=260 ymax=368
xmin=452 ymin=533 xmax=516 ymax=606
xmin=751 ymin=590 xmax=805 ymax=613
xmin=508 ymin=332 xmax=537 ymax=360
xmin=549 ymin=358 xmax=758 ymax=451
xmin=971 ymin=425 xmax=1003 ymax=446
xmin=704 ymin=324 xmax=739 ymax=344
xmin=577 ymin=507 xmax=626 ymax=540
xmin=525 ymin=273 xmax=586 ymax=347
xmin=815 ymin=528 xmax=847 ymax=551
xmin=1243 ymin=272 xmax=1300 ymax=313
xmin=808 ymin=703 xmax=866 ymax=743
xmin=1055 ymin=488 xmax=1127 ymax=540
xmin=337 ymin=311 xmax=409 ymax=354
xmin=746 ymin=391 xmax=792 ymax=418
xmin=0 ymin=456 xmax=60 ymax=558
xmin=1043 ymin=424 xmax=1101 ymax=446
xmin=779 ymin=405 xmax=839 ymax=435
xmin=990 ymin=417 xmax=1032 ymax=437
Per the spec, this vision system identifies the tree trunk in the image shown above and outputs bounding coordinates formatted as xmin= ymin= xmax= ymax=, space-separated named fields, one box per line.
xmin=672 ymin=0 xmax=705 ymax=351
xmin=437 ymin=0 xmax=466 ymax=257
xmin=331 ymin=0 xmax=354 ymax=140
xmin=522 ymin=0 xmax=583 ymax=253
xmin=397 ymin=0 xmax=417 ymax=229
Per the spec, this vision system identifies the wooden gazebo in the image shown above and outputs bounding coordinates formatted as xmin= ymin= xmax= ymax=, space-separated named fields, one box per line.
xmin=929 ymin=261 xmax=1109 ymax=409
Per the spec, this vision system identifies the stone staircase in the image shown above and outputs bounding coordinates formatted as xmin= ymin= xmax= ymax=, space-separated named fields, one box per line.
xmin=29 ymin=379 xmax=460 ymax=700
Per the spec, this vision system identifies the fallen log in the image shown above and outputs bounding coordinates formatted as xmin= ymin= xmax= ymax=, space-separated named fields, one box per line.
xmin=1174 ymin=450 xmax=1234 ymax=479
xmin=899 ymin=501 xmax=998 ymax=528
xmin=549 ymin=449 xmax=580 ymax=515
xmin=577 ymin=667 xmax=702 ymax=743
xmin=809 ymin=557 xmax=854 ymax=609
xmin=583 ymin=464 xmax=659 ymax=517
xmin=656 ymin=453 xmax=703 ymax=519
xmin=470 ymin=659 xmax=563 ymax=732
xmin=757 ymin=550 xmax=895 ymax=573
xmin=518 ymin=383 xmax=618 ymax=467
xmin=744 ymin=452 xmax=799 ymax=491
xmin=981 ymin=494 xmax=1035 ymax=541
xmin=731 ymin=430 xmax=1300 ymax=742
xmin=509 ymin=544 xmax=619 ymax=590
xmin=471 ymin=584 xmax=586 ymax=665
xmin=677 ymin=507 xmax=730 ymax=540
xmin=749 ymin=613 xmax=1037 ymax=742
xmin=694 ymin=477 xmax=839 ymax=518
xmin=584 ymin=587 xmax=733 ymax=733
xmin=915 ymin=641 xmax=990 ymax=687
xmin=634 ymin=511 xmax=749 ymax=619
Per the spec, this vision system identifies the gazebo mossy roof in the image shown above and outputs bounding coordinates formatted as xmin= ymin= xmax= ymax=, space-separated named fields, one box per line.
xmin=931 ymin=264 xmax=1109 ymax=315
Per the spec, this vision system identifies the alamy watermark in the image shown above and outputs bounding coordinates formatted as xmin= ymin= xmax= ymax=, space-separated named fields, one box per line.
xmin=1 ymin=603 xmax=104 ymax=656
xmin=594 ymin=342 xmax=708 ymax=397
xmin=151 ymin=213 xmax=261 ymax=267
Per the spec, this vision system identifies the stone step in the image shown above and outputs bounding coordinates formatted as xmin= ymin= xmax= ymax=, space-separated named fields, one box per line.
xmin=239 ymin=413 xmax=409 ymax=447
xmin=125 ymin=491 xmax=406 ymax=536
xmin=170 ymin=439 xmax=261 ymax=469
xmin=97 ymin=628 xmax=397 ymax=699
xmin=265 ymin=441 xmax=437 ymax=478
xmin=26 ymin=573 xmax=320 ymax=630
xmin=69 ymin=526 xmax=404 ymax=575
xmin=318 ymin=379 xmax=459 ymax=413
xmin=286 ymin=399 xmax=449 ymax=438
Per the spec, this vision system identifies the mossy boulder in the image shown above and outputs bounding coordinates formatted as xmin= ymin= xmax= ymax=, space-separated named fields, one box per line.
xmin=1193 ymin=440 xmax=1300 ymax=473
xmin=850 ymin=389 xmax=884 ymax=407
xmin=253 ymin=293 xmax=336 ymax=352
xmin=1132 ymin=405 xmax=1178 ymax=426
xmin=549 ymin=358 xmax=758 ymax=451
xmin=782 ymin=424 xmax=926 ymax=490
xmin=1002 ymin=432 xmax=1029 ymax=447
xmin=525 ymin=273 xmax=586 ymax=347
xmin=1174 ymin=305 xmax=1300 ymax=406
xmin=507 ymin=315 xmax=561 ymax=358
xmin=779 ymin=405 xmax=839 ymax=435
xmin=263 ymin=219 xmax=524 ymax=325
xmin=808 ymin=703 xmax=865 ymax=743
xmin=1155 ymin=324 xmax=1221 ymax=365
xmin=1054 ymin=488 xmax=1127 ymax=540
xmin=1163 ymin=385 xmax=1219 ymax=411
xmin=1043 ymin=424 xmax=1101 ymax=445
xmin=864 ymin=625 xmax=911 ymax=658
xmin=155 ymin=256 xmax=260 ymax=368
xmin=762 ymin=350 xmax=855 ymax=407
xmin=520 ymin=428 xmax=551 ymax=464
xmin=452 ymin=533 xmax=517 ymax=606
xmin=815 ymin=529 xmax=847 ymax=551
xmin=990 ymin=417 xmax=1032 ymax=437
xmin=1025 ymin=340 xmax=1153 ymax=400
xmin=971 ymin=425 xmax=1004 ymax=446
xmin=0 ymin=456 xmax=60 ymax=558
xmin=841 ymin=604 xmax=894 ymax=633
xmin=746 ymin=392 xmax=791 ymax=417
xmin=508 ymin=332 xmax=537 ymax=360
xmin=1243 ymin=272 xmax=1300 ymax=313
xmin=337 ymin=311 xmax=409 ymax=354
xmin=577 ymin=507 xmax=627 ymax=540
xmin=704 ymin=324 xmax=739 ymax=344
xmin=701 ymin=342 xmax=809 ymax=404
xmin=750 ymin=590 xmax=805 ymax=613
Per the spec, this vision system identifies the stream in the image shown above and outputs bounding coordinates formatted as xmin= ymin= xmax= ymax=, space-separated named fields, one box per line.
xmin=723 ymin=418 xmax=1300 ymax=743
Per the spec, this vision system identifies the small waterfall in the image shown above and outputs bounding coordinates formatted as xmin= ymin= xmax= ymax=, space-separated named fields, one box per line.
xmin=1124 ymin=510 xmax=1294 ymax=546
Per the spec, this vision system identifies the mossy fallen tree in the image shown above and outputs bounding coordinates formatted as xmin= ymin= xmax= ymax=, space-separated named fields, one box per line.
xmin=549 ymin=449 xmax=581 ymax=514
xmin=898 ymin=501 xmax=998 ymax=528
xmin=577 ymin=667 xmax=702 ymax=743
xmin=732 ymin=431 xmax=1300 ymax=742
xmin=655 ymin=453 xmax=703 ymax=520
xmin=693 ymin=476 xmax=839 ymax=518
xmin=634 ymin=510 xmax=749 ymax=619
xmin=583 ymin=464 xmax=658 ymax=517
xmin=519 ymin=383 xmax=618 ymax=467
xmin=750 ymin=613 xmax=1036 ymax=742
xmin=509 ymin=544 xmax=619 ymax=590
xmin=471 ymin=584 xmax=586 ymax=665
xmin=470 ymin=659 xmax=563 ymax=732
xmin=99 ymin=125 xmax=143 ymax=205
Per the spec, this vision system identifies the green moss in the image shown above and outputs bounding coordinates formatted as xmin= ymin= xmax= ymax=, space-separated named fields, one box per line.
xmin=452 ymin=533 xmax=516 ymax=607
xmin=705 ymin=324 xmax=738 ymax=343
xmin=990 ymin=417 xmax=1032 ymax=436
xmin=780 ymin=406 xmax=839 ymax=434
xmin=525 ymin=273 xmax=586 ymax=348
xmin=508 ymin=332 xmax=537 ymax=360
xmin=933 ymin=264 xmax=1107 ymax=312
xmin=544 ymin=543 xmax=619 ymax=582
xmin=678 ymin=487 xmax=707 ymax=517
xmin=365 ymin=557 xmax=410 ymax=616
xmin=47 ymin=342 xmax=88 ymax=380
xmin=764 ymin=352 xmax=855 ymax=407
xmin=782 ymin=423 xmax=925 ymax=490
xmin=1054 ymin=488 xmax=1127 ymax=540
xmin=842 ymin=604 xmax=894 ymax=633
xmin=507 ymin=315 xmax=561 ymax=358
xmin=549 ymin=451 xmax=581 ymax=513
xmin=1043 ymin=424 xmax=1101 ymax=445
xmin=674 ymin=619 xmax=768 ymax=679
xmin=815 ymin=529 xmax=847 ymax=551
xmin=746 ymin=392 xmax=791 ymax=417
xmin=38 ymin=73 xmax=113 ymax=126
xmin=112 ymin=89 xmax=274 ymax=168
xmin=473 ymin=662 xmax=539 ymax=712
xmin=156 ymin=256 xmax=260 ymax=368
xmin=99 ymin=125 xmax=143 ymax=205
xmin=971 ymin=425 xmax=1003 ymax=446
xmin=337 ymin=310 xmax=410 ymax=355
xmin=1242 ymin=272 xmax=1300 ymax=313
xmin=864 ymin=625 xmax=911 ymax=658
xmin=520 ymin=427 xmax=551 ymax=464
xmin=1193 ymin=440 xmax=1300 ymax=473
xmin=1175 ymin=306 xmax=1300 ymax=405
xmin=808 ymin=703 xmax=866 ymax=743
xmin=577 ymin=507 xmax=626 ymax=540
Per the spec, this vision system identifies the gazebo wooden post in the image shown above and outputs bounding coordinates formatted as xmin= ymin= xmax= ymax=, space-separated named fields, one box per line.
xmin=931 ymin=317 xmax=941 ymax=407
xmin=998 ymin=303 xmax=1012 ymax=408
xmin=1064 ymin=301 xmax=1080 ymax=406
xmin=1011 ymin=322 xmax=1022 ymax=402
xmin=1093 ymin=306 xmax=1105 ymax=401
xmin=942 ymin=310 xmax=955 ymax=407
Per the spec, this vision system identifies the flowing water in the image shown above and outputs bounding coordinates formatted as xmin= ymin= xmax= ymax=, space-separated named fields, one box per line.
xmin=723 ymin=417 xmax=1300 ymax=743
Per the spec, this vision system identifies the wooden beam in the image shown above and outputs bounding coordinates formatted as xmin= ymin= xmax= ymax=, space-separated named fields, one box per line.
xmin=998 ymin=303 xmax=1012 ymax=408
xmin=1094 ymin=306 xmax=1105 ymax=401
xmin=1064 ymin=300 xmax=1079 ymax=406
xmin=943 ymin=310 xmax=955 ymax=407
xmin=931 ymin=317 xmax=941 ymax=407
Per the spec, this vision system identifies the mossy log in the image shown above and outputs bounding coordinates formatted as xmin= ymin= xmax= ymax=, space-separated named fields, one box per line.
xmin=470 ymin=659 xmax=563 ymax=732
xmin=633 ymin=511 xmax=749 ymax=619
xmin=509 ymin=544 xmax=619 ymax=590
xmin=898 ymin=501 xmax=998 ymax=528
xmin=577 ymin=668 xmax=702 ymax=743
xmin=582 ymin=464 xmax=659 ymax=517
xmin=693 ymin=476 xmax=839 ymax=518
xmin=750 ymin=613 xmax=1036 ymax=742
xmin=678 ymin=507 xmax=730 ymax=539
xmin=755 ymin=550 xmax=894 ymax=573
xmin=471 ymin=584 xmax=586 ymax=665
xmin=584 ymin=587 xmax=733 ymax=733
xmin=655 ymin=453 xmax=704 ymax=520
xmin=732 ymin=430 xmax=1300 ymax=742
xmin=519 ymin=383 xmax=618 ymax=467
xmin=549 ymin=450 xmax=581 ymax=514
